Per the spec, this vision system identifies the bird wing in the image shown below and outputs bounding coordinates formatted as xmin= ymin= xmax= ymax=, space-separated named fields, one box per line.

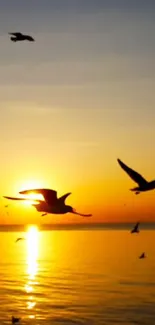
xmin=4 ymin=196 xmax=31 ymax=201
xmin=131 ymin=222 xmax=139 ymax=233
xmin=41 ymin=213 xmax=47 ymax=216
xmin=8 ymin=32 xmax=22 ymax=37
xmin=3 ymin=196 xmax=40 ymax=203
xmin=25 ymin=35 xmax=35 ymax=41
xmin=19 ymin=188 xmax=57 ymax=205
xmin=135 ymin=222 xmax=139 ymax=230
xmin=16 ymin=237 xmax=24 ymax=242
xmin=117 ymin=159 xmax=147 ymax=185
xmin=58 ymin=192 xmax=71 ymax=203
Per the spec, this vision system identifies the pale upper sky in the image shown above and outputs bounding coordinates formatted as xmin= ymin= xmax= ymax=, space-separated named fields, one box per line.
xmin=0 ymin=0 xmax=155 ymax=224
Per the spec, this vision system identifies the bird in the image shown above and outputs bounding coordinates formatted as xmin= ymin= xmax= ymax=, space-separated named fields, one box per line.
xmin=41 ymin=213 xmax=47 ymax=217
xmin=139 ymin=252 xmax=146 ymax=259
xmin=15 ymin=237 xmax=25 ymax=243
xmin=131 ymin=222 xmax=140 ymax=234
xmin=4 ymin=188 xmax=92 ymax=217
xmin=117 ymin=158 xmax=155 ymax=194
xmin=12 ymin=316 xmax=21 ymax=324
xmin=9 ymin=32 xmax=35 ymax=42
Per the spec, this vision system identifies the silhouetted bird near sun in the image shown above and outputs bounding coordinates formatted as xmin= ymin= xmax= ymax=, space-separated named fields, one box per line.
xmin=139 ymin=252 xmax=146 ymax=259
xmin=117 ymin=158 xmax=155 ymax=194
xmin=4 ymin=188 xmax=92 ymax=217
xmin=131 ymin=222 xmax=140 ymax=234
xmin=12 ymin=316 xmax=20 ymax=324
xmin=9 ymin=32 xmax=35 ymax=42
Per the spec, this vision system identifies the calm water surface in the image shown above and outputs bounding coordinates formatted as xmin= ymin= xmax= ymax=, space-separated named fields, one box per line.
xmin=0 ymin=227 xmax=155 ymax=324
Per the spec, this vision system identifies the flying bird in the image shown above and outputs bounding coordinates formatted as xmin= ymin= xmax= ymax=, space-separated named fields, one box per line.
xmin=131 ymin=222 xmax=140 ymax=234
xmin=9 ymin=32 xmax=35 ymax=42
xmin=139 ymin=252 xmax=146 ymax=259
xmin=117 ymin=158 xmax=155 ymax=194
xmin=4 ymin=188 xmax=92 ymax=217
xmin=12 ymin=316 xmax=21 ymax=324
xmin=15 ymin=237 xmax=25 ymax=243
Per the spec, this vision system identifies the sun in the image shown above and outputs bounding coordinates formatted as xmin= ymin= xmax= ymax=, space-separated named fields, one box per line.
xmin=15 ymin=179 xmax=44 ymax=194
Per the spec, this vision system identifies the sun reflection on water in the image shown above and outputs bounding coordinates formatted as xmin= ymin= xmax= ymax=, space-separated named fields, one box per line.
xmin=25 ymin=225 xmax=39 ymax=318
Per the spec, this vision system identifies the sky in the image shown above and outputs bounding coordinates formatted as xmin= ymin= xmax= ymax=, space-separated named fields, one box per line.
xmin=0 ymin=0 xmax=155 ymax=225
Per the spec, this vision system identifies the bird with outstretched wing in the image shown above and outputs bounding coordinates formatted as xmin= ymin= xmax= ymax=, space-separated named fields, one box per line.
xmin=117 ymin=159 xmax=148 ymax=186
xmin=4 ymin=188 xmax=92 ymax=217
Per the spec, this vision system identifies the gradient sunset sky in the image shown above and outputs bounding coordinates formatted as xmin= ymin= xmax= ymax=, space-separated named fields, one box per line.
xmin=0 ymin=0 xmax=155 ymax=224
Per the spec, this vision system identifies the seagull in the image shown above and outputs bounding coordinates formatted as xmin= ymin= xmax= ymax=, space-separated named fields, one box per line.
xmin=12 ymin=316 xmax=21 ymax=324
xmin=9 ymin=32 xmax=35 ymax=42
xmin=131 ymin=222 xmax=140 ymax=234
xmin=4 ymin=188 xmax=92 ymax=217
xmin=139 ymin=252 xmax=146 ymax=259
xmin=15 ymin=237 xmax=25 ymax=243
xmin=117 ymin=158 xmax=155 ymax=194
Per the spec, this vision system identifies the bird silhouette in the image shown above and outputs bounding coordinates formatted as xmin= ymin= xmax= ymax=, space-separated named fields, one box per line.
xmin=139 ymin=252 xmax=146 ymax=259
xmin=4 ymin=188 xmax=92 ymax=217
xmin=15 ymin=237 xmax=25 ymax=243
xmin=117 ymin=158 xmax=155 ymax=194
xmin=9 ymin=32 xmax=35 ymax=42
xmin=131 ymin=222 xmax=140 ymax=234
xmin=12 ymin=316 xmax=20 ymax=324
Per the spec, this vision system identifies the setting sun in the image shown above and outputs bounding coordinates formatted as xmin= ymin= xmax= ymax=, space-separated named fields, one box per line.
xmin=18 ymin=180 xmax=44 ymax=192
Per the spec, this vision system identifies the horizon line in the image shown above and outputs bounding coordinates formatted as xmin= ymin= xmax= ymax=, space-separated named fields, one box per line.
xmin=0 ymin=222 xmax=155 ymax=232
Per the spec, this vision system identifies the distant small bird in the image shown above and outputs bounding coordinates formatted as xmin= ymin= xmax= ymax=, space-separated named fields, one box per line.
xmin=5 ymin=205 xmax=8 ymax=208
xmin=139 ymin=252 xmax=146 ymax=259
xmin=12 ymin=316 xmax=20 ymax=324
xmin=9 ymin=32 xmax=35 ymax=42
xmin=117 ymin=158 xmax=155 ymax=194
xmin=15 ymin=237 xmax=25 ymax=243
xmin=4 ymin=188 xmax=92 ymax=217
xmin=131 ymin=222 xmax=140 ymax=234
xmin=41 ymin=213 xmax=47 ymax=217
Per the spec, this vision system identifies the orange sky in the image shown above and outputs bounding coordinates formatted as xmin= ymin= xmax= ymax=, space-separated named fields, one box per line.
xmin=0 ymin=1 xmax=155 ymax=224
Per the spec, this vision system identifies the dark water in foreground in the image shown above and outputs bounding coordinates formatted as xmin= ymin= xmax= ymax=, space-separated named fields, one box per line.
xmin=0 ymin=226 xmax=155 ymax=324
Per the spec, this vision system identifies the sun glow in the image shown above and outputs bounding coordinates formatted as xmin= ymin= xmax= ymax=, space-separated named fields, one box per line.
xmin=17 ymin=179 xmax=44 ymax=192
xmin=22 ymin=196 xmax=41 ymax=206
xmin=14 ymin=179 xmax=45 ymax=205
xmin=25 ymin=225 xmax=39 ymax=317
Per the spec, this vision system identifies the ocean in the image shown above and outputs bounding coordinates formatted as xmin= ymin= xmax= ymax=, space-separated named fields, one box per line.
xmin=0 ymin=225 xmax=155 ymax=324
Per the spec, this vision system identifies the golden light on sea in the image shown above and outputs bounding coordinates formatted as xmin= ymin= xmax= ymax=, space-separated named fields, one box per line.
xmin=25 ymin=225 xmax=39 ymax=318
